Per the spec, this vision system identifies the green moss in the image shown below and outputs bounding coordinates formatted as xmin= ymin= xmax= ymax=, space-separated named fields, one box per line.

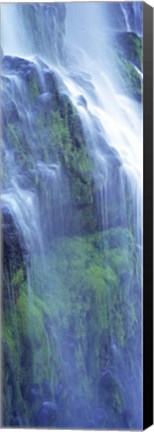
xmin=2 ymin=280 xmax=62 ymax=424
xmin=4 ymin=61 xmax=97 ymax=236
xmin=16 ymin=285 xmax=51 ymax=379
xmin=116 ymin=32 xmax=142 ymax=69
xmin=27 ymin=72 xmax=40 ymax=102
xmin=116 ymin=54 xmax=142 ymax=99
xmin=6 ymin=123 xmax=20 ymax=149
xmin=111 ymin=32 xmax=142 ymax=100
xmin=3 ymin=307 xmax=28 ymax=424
xmin=31 ymin=228 xmax=136 ymax=351
xmin=3 ymin=228 xmax=139 ymax=425
xmin=12 ymin=268 xmax=24 ymax=288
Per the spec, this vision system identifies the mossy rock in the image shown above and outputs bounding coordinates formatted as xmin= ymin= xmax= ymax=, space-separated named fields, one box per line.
xmin=110 ymin=31 xmax=142 ymax=100
xmin=2 ymin=228 xmax=141 ymax=426
xmin=116 ymin=32 xmax=142 ymax=69
xmin=116 ymin=54 xmax=142 ymax=101
xmin=2 ymin=282 xmax=62 ymax=425
xmin=3 ymin=58 xmax=97 ymax=237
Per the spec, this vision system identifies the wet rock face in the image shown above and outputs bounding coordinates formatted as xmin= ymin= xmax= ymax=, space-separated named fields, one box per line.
xmin=77 ymin=95 xmax=88 ymax=109
xmin=2 ymin=203 xmax=28 ymax=307
xmin=2 ymin=205 xmax=25 ymax=266
xmin=41 ymin=380 xmax=53 ymax=400
xmin=115 ymin=31 xmax=142 ymax=69
xmin=2 ymin=2 xmax=142 ymax=428
xmin=3 ymin=99 xmax=19 ymax=124
xmin=4 ymin=56 xmax=129 ymax=240
xmin=2 ymin=54 xmax=99 ymax=242
xmin=109 ymin=30 xmax=142 ymax=101
xmin=2 ymin=51 xmax=130 ymax=246
xmin=35 ymin=401 xmax=57 ymax=427
xmin=3 ymin=56 xmax=35 ymax=73
xmin=10 ymin=414 xmax=23 ymax=427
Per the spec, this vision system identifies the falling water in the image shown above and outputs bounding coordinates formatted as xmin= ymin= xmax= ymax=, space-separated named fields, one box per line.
xmin=1 ymin=2 xmax=143 ymax=429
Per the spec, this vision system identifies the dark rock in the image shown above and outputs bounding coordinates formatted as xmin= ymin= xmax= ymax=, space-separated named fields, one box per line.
xmin=96 ymin=133 xmax=122 ymax=167
xmin=87 ymin=420 xmax=96 ymax=428
xmin=5 ymin=100 xmax=19 ymax=123
xmin=2 ymin=56 xmax=34 ymax=73
xmin=29 ymin=383 xmax=40 ymax=403
xmin=2 ymin=204 xmax=25 ymax=255
xmin=115 ymin=31 xmax=142 ymax=69
xmin=33 ymin=92 xmax=53 ymax=117
xmin=36 ymin=92 xmax=52 ymax=104
xmin=44 ymin=70 xmax=59 ymax=94
xmin=2 ymin=56 xmax=43 ymax=102
xmin=2 ymin=203 xmax=27 ymax=306
xmin=41 ymin=380 xmax=53 ymax=399
xmin=77 ymin=95 xmax=88 ymax=109
xmin=55 ymin=382 xmax=64 ymax=401
xmin=10 ymin=415 xmax=22 ymax=426
xmin=36 ymin=401 xmax=57 ymax=426
xmin=69 ymin=72 xmax=95 ymax=94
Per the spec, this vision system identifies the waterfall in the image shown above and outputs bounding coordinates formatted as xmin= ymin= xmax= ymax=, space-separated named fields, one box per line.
xmin=1 ymin=2 xmax=143 ymax=429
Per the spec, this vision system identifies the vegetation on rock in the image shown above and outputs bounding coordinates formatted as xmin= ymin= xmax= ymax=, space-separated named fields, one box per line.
xmin=3 ymin=230 xmax=140 ymax=427
xmin=2 ymin=2 xmax=142 ymax=428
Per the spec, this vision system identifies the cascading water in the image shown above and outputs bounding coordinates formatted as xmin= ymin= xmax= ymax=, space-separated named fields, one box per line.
xmin=1 ymin=2 xmax=143 ymax=429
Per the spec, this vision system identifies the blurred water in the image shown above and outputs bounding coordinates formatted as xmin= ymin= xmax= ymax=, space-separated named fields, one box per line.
xmin=1 ymin=2 xmax=143 ymax=429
